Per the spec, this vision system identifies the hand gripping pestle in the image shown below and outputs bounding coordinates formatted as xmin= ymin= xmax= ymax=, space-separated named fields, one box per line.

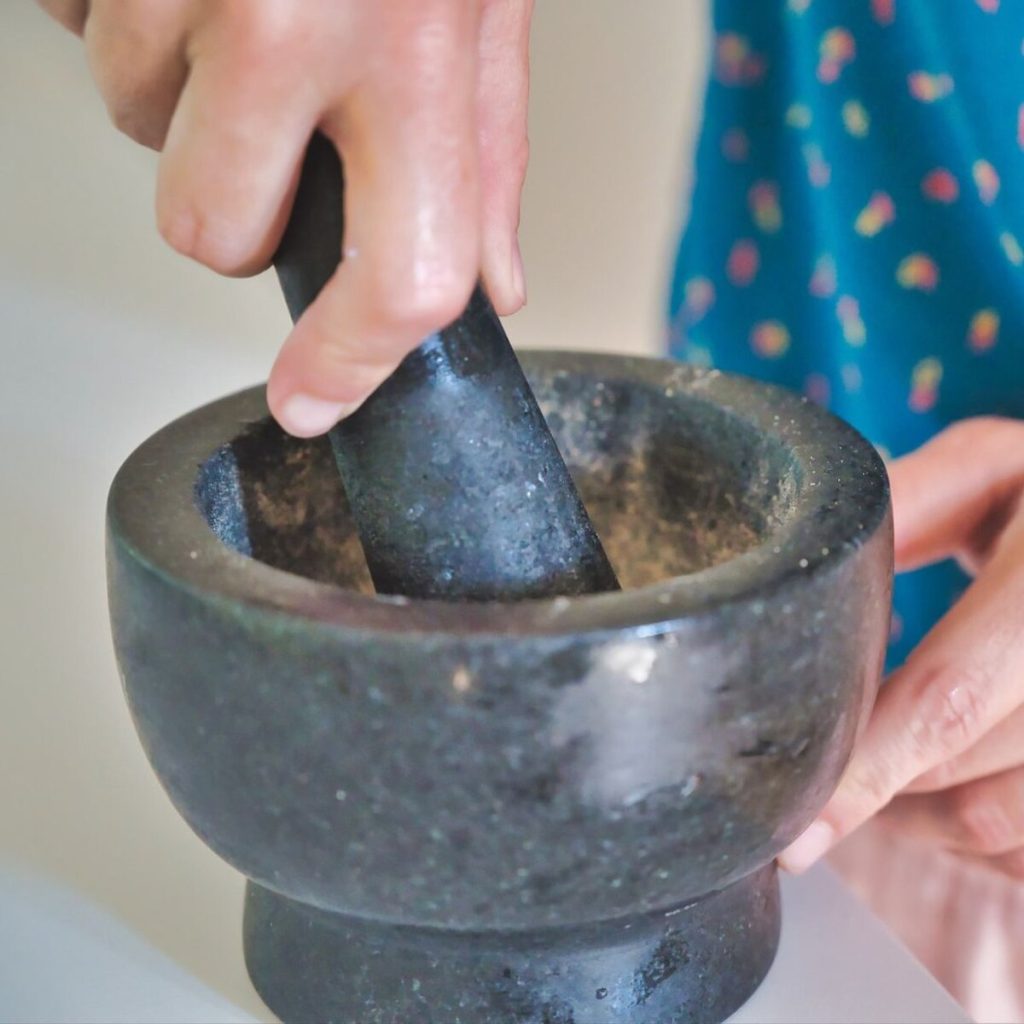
xmin=272 ymin=133 xmax=619 ymax=601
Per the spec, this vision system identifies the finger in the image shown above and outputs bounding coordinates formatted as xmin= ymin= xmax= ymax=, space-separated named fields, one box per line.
xmin=905 ymin=702 xmax=1024 ymax=793
xmin=154 ymin=12 xmax=323 ymax=276
xmin=891 ymin=417 xmax=1024 ymax=574
xmin=476 ymin=0 xmax=532 ymax=314
xmin=37 ymin=0 xmax=88 ymax=34
xmin=82 ymin=0 xmax=189 ymax=150
xmin=881 ymin=764 xmax=1024 ymax=858
xmin=779 ymin=535 xmax=1024 ymax=873
xmin=267 ymin=9 xmax=481 ymax=437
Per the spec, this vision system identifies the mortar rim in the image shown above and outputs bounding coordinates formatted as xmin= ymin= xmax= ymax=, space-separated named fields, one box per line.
xmin=107 ymin=351 xmax=890 ymax=639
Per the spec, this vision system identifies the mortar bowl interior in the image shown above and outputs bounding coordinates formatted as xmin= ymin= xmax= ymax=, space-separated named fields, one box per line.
xmin=197 ymin=362 xmax=797 ymax=598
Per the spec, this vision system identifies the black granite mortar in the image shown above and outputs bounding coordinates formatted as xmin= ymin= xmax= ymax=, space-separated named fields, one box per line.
xmin=107 ymin=353 xmax=892 ymax=1023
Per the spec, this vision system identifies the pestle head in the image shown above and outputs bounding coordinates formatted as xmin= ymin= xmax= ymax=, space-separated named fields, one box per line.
xmin=272 ymin=134 xmax=618 ymax=600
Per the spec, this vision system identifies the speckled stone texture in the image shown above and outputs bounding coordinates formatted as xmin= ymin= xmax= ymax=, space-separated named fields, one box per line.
xmin=107 ymin=353 xmax=892 ymax=1023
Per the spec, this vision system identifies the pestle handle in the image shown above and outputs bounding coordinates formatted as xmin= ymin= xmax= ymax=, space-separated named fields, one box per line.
xmin=273 ymin=133 xmax=619 ymax=601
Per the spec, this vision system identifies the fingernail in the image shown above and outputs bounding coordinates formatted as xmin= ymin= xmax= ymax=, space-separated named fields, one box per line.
xmin=777 ymin=820 xmax=835 ymax=874
xmin=277 ymin=394 xmax=355 ymax=437
xmin=510 ymin=241 xmax=526 ymax=307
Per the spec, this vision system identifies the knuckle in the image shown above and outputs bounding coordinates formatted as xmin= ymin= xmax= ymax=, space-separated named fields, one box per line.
xmin=377 ymin=264 xmax=476 ymax=335
xmin=907 ymin=668 xmax=990 ymax=764
xmin=157 ymin=202 xmax=253 ymax=276
xmin=221 ymin=0 xmax=306 ymax=64
xmin=408 ymin=276 xmax=475 ymax=331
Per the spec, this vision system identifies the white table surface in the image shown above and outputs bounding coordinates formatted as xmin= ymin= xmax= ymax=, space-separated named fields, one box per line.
xmin=0 ymin=6 xmax=967 ymax=1023
xmin=0 ymin=859 xmax=967 ymax=1024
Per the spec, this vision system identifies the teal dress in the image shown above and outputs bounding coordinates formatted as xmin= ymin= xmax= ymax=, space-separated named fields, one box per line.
xmin=670 ymin=0 xmax=1024 ymax=666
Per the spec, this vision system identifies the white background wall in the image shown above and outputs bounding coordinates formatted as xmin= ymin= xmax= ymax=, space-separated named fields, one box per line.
xmin=519 ymin=1 xmax=707 ymax=352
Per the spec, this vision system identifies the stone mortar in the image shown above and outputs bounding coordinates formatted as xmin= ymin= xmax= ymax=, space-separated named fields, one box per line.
xmin=107 ymin=352 xmax=892 ymax=1024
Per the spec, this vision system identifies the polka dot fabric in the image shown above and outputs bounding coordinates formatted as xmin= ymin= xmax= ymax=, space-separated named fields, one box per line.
xmin=669 ymin=0 xmax=1024 ymax=667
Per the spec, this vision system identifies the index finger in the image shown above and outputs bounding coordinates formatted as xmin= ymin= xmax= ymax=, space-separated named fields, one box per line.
xmin=267 ymin=4 xmax=482 ymax=435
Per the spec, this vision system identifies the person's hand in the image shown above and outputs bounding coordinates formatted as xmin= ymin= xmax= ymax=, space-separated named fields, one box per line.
xmin=39 ymin=0 xmax=532 ymax=435
xmin=780 ymin=417 xmax=1024 ymax=879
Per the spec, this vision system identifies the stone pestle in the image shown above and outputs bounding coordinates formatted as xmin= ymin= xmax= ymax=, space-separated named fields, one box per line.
xmin=273 ymin=132 xmax=619 ymax=601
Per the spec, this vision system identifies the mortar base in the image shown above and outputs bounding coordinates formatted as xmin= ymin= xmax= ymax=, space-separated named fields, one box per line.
xmin=243 ymin=864 xmax=780 ymax=1024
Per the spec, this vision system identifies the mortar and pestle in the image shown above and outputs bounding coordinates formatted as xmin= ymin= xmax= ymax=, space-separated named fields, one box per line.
xmin=107 ymin=135 xmax=893 ymax=1023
